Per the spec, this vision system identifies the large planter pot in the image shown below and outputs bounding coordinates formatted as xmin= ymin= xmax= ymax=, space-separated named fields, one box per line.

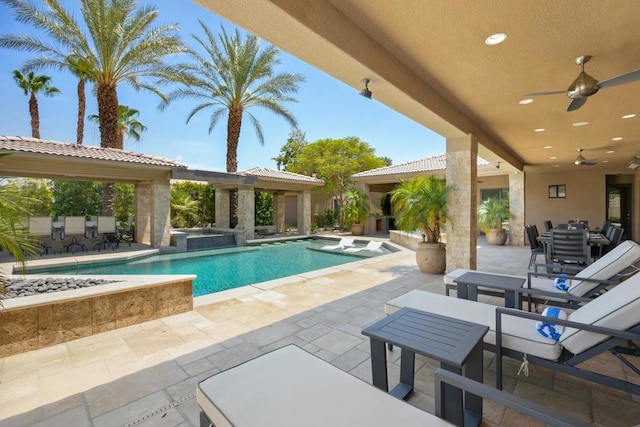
xmin=350 ymin=224 xmax=364 ymax=236
xmin=416 ymin=241 xmax=446 ymax=274
xmin=485 ymin=228 xmax=508 ymax=246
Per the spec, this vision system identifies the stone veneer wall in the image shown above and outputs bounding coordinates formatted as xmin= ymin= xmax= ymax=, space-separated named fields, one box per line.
xmin=0 ymin=278 xmax=193 ymax=357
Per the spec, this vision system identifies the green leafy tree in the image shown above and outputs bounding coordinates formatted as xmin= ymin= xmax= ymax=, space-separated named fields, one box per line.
xmin=51 ymin=180 xmax=102 ymax=218
xmin=255 ymin=191 xmax=273 ymax=226
xmin=11 ymin=70 xmax=60 ymax=138
xmin=115 ymin=183 xmax=135 ymax=225
xmin=287 ymin=137 xmax=386 ymax=227
xmin=273 ymin=129 xmax=307 ymax=170
xmin=89 ymin=105 xmax=147 ymax=149
xmin=172 ymin=181 xmax=215 ymax=226
xmin=8 ymin=178 xmax=53 ymax=216
xmin=170 ymin=188 xmax=200 ymax=228
xmin=163 ymin=22 xmax=304 ymax=173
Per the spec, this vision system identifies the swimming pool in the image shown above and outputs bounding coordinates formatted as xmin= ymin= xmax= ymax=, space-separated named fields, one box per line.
xmin=35 ymin=238 xmax=390 ymax=296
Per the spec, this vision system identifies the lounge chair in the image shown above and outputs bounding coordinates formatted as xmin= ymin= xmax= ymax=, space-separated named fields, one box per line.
xmin=197 ymin=344 xmax=587 ymax=427
xmin=321 ymin=237 xmax=355 ymax=250
xmin=444 ymin=240 xmax=640 ymax=309
xmin=92 ymin=216 xmax=119 ymax=251
xmin=386 ymin=271 xmax=640 ymax=396
xmin=61 ymin=216 xmax=88 ymax=253
xmin=344 ymin=241 xmax=384 ymax=253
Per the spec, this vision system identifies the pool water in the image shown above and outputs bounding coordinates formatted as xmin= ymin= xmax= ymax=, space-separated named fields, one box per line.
xmin=37 ymin=239 xmax=389 ymax=296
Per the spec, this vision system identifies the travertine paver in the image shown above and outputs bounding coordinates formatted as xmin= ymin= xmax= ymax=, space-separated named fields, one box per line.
xmin=1 ymin=238 xmax=640 ymax=426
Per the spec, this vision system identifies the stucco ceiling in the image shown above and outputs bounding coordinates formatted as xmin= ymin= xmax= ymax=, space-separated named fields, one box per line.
xmin=195 ymin=0 xmax=640 ymax=173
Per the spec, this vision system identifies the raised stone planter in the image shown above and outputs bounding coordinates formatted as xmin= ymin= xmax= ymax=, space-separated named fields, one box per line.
xmin=0 ymin=274 xmax=195 ymax=357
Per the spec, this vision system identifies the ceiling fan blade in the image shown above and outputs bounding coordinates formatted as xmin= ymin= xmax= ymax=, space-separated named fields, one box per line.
xmin=583 ymin=159 xmax=597 ymax=165
xmin=567 ymin=97 xmax=587 ymax=111
xmin=523 ymin=90 xmax=566 ymax=96
xmin=599 ymin=69 xmax=640 ymax=89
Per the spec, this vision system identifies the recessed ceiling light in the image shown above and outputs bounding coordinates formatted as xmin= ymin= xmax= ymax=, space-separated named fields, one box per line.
xmin=602 ymin=160 xmax=609 ymax=163
xmin=519 ymin=99 xmax=533 ymax=105
xmin=554 ymin=165 xmax=560 ymax=168
xmin=612 ymin=137 xmax=623 ymax=141
xmin=544 ymin=145 xmax=552 ymax=149
xmin=622 ymin=114 xmax=636 ymax=119
xmin=485 ymin=33 xmax=507 ymax=45
xmin=606 ymin=150 xmax=614 ymax=154
xmin=550 ymin=156 xmax=557 ymax=160
xmin=572 ymin=121 xmax=589 ymax=127
xmin=534 ymin=128 xmax=545 ymax=132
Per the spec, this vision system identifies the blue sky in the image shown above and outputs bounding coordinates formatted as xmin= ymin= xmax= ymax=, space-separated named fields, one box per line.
xmin=0 ymin=0 xmax=445 ymax=172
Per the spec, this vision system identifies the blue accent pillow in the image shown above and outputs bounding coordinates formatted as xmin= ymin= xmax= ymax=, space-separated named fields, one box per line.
xmin=554 ymin=275 xmax=570 ymax=291
xmin=536 ymin=307 xmax=567 ymax=340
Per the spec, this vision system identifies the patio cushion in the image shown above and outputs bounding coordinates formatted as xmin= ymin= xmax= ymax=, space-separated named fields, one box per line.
xmin=560 ymin=271 xmax=640 ymax=355
xmin=197 ymin=344 xmax=449 ymax=427
xmin=567 ymin=240 xmax=640 ymax=296
xmin=385 ymin=291 xmax=561 ymax=360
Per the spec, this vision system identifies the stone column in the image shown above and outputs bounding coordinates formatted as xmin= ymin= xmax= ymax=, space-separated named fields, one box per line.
xmin=237 ymin=186 xmax=255 ymax=240
xmin=509 ymin=171 xmax=525 ymax=246
xmin=135 ymin=176 xmax=171 ymax=249
xmin=215 ymin=188 xmax=230 ymax=228
xmin=445 ymin=134 xmax=478 ymax=271
xmin=297 ymin=189 xmax=311 ymax=235
xmin=274 ymin=192 xmax=286 ymax=233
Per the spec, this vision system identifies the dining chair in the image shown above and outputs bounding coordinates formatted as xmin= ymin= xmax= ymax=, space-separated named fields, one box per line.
xmin=525 ymin=225 xmax=545 ymax=269
xmin=543 ymin=220 xmax=553 ymax=232
xmin=603 ymin=226 xmax=625 ymax=255
xmin=549 ymin=228 xmax=591 ymax=271
xmin=600 ymin=221 xmax=611 ymax=236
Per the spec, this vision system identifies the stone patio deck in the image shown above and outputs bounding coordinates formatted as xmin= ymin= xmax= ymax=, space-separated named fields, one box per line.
xmin=1 ymin=237 xmax=639 ymax=426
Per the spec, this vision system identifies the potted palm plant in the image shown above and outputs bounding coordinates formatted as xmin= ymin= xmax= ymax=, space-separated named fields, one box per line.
xmin=391 ymin=175 xmax=450 ymax=274
xmin=343 ymin=188 xmax=370 ymax=236
xmin=477 ymin=197 xmax=509 ymax=245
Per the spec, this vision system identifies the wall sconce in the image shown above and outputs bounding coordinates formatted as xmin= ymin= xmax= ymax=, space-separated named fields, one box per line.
xmin=359 ymin=78 xmax=372 ymax=99
xmin=496 ymin=162 xmax=501 ymax=169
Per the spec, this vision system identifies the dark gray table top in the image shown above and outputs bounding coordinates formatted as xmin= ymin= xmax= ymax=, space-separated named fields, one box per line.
xmin=455 ymin=271 xmax=526 ymax=291
xmin=362 ymin=307 xmax=488 ymax=367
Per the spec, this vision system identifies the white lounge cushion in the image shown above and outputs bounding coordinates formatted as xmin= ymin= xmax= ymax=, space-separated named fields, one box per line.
xmin=567 ymin=240 xmax=640 ymax=296
xmin=560 ymin=271 xmax=640 ymax=355
xmin=385 ymin=291 xmax=561 ymax=360
xmin=197 ymin=344 xmax=449 ymax=427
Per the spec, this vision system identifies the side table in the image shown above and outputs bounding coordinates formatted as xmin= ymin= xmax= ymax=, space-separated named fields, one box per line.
xmin=454 ymin=271 xmax=526 ymax=308
xmin=362 ymin=307 xmax=488 ymax=427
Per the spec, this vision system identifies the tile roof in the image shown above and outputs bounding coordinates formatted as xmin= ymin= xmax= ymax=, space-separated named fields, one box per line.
xmin=352 ymin=154 xmax=490 ymax=178
xmin=0 ymin=136 xmax=187 ymax=168
xmin=241 ymin=167 xmax=324 ymax=184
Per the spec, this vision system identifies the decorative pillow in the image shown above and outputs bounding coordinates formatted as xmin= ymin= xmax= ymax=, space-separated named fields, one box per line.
xmin=553 ymin=275 xmax=571 ymax=291
xmin=536 ymin=307 xmax=568 ymax=340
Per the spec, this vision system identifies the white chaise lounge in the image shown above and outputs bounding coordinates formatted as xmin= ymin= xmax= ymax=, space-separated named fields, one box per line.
xmin=344 ymin=240 xmax=384 ymax=253
xmin=196 ymin=344 xmax=587 ymax=427
xmin=444 ymin=240 xmax=640 ymax=308
xmin=321 ymin=237 xmax=355 ymax=250
xmin=386 ymin=270 xmax=640 ymax=395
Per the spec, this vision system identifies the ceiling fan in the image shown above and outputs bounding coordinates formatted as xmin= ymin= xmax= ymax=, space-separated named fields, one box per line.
xmin=524 ymin=55 xmax=640 ymax=112
xmin=574 ymin=149 xmax=597 ymax=166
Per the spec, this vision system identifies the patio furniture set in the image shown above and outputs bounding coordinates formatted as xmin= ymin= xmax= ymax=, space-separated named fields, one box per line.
xmin=28 ymin=215 xmax=133 ymax=254
xmin=196 ymin=240 xmax=640 ymax=426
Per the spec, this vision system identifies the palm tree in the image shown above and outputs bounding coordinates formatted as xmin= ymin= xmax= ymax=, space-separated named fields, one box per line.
xmin=89 ymin=105 xmax=147 ymax=148
xmin=0 ymin=154 xmax=39 ymax=304
xmin=0 ymin=0 xmax=184 ymax=213
xmin=170 ymin=189 xmax=200 ymax=228
xmin=89 ymin=105 xmax=147 ymax=215
xmin=66 ymin=55 xmax=94 ymax=146
xmin=11 ymin=70 xmax=60 ymax=139
xmin=0 ymin=0 xmax=183 ymax=149
xmin=163 ymin=21 xmax=304 ymax=173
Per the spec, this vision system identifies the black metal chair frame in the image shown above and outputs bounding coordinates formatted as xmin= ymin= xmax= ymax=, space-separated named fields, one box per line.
xmin=492 ymin=296 xmax=640 ymax=396
xmin=525 ymin=224 xmax=545 ymax=269
xmin=548 ymin=228 xmax=591 ymax=271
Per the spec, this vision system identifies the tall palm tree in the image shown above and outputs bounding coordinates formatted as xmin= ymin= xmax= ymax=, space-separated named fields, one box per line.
xmin=0 ymin=0 xmax=184 ymax=213
xmin=163 ymin=21 xmax=304 ymax=173
xmin=89 ymin=104 xmax=147 ymax=214
xmin=0 ymin=0 xmax=183 ymax=148
xmin=11 ymin=70 xmax=60 ymax=139
xmin=66 ymin=55 xmax=94 ymax=146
